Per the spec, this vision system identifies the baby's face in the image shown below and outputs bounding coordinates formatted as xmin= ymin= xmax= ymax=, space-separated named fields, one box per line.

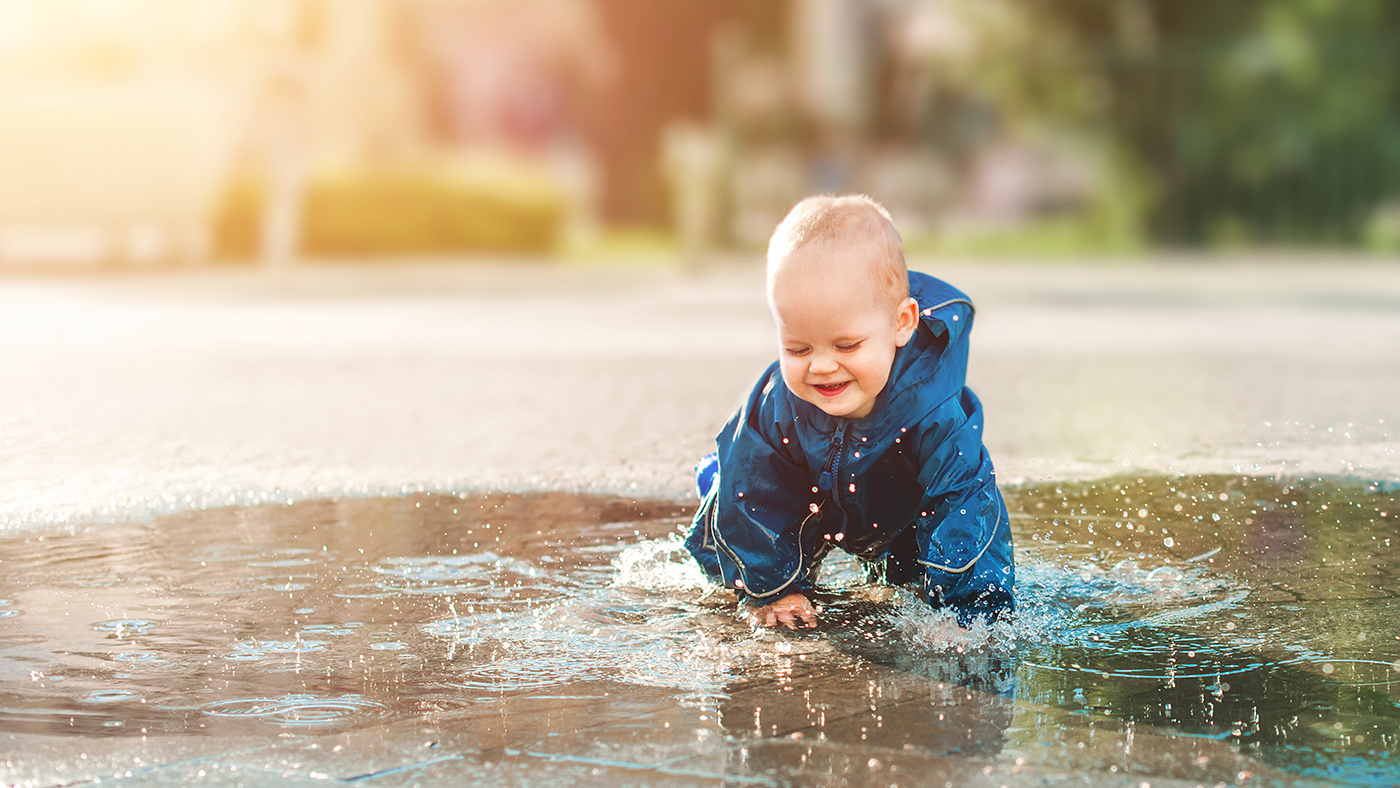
xmin=770 ymin=250 xmax=917 ymax=420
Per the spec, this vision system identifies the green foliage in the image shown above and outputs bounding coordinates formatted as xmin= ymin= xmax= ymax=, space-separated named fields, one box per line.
xmin=1074 ymin=0 xmax=1400 ymax=245
xmin=892 ymin=0 xmax=1104 ymax=143
xmin=1363 ymin=201 xmax=1400 ymax=252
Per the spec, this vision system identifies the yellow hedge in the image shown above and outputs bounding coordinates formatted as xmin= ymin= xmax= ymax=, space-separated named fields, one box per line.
xmin=215 ymin=158 xmax=567 ymax=259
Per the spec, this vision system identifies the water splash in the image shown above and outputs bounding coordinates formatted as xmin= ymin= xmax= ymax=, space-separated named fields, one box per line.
xmin=611 ymin=534 xmax=708 ymax=592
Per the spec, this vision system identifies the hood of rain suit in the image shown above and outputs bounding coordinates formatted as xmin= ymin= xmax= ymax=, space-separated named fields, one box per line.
xmin=686 ymin=271 xmax=1012 ymax=609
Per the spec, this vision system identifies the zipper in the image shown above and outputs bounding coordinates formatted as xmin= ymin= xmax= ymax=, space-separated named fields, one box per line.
xmin=816 ymin=422 xmax=848 ymax=538
xmin=817 ymin=422 xmax=846 ymax=494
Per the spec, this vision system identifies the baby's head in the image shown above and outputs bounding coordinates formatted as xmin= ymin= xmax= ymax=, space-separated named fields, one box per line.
xmin=766 ymin=195 xmax=919 ymax=419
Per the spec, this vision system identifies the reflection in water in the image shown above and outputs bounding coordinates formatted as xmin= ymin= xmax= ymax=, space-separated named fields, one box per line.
xmin=0 ymin=477 xmax=1394 ymax=785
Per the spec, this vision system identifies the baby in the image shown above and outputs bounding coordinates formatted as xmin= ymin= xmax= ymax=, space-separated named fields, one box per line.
xmin=685 ymin=194 xmax=1015 ymax=629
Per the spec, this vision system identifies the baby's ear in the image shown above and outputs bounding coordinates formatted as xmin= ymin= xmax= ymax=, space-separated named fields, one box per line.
xmin=894 ymin=297 xmax=919 ymax=347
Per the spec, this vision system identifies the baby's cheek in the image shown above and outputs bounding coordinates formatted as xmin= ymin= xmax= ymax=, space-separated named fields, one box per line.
xmin=777 ymin=362 xmax=807 ymax=395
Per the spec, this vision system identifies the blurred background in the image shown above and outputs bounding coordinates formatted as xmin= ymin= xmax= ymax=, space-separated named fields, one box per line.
xmin=2 ymin=0 xmax=1400 ymax=268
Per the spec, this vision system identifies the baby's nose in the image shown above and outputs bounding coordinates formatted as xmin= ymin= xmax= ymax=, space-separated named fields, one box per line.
xmin=809 ymin=353 xmax=839 ymax=374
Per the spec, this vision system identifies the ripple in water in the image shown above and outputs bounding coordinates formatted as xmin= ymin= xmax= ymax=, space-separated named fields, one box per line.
xmin=200 ymin=694 xmax=388 ymax=728
xmin=247 ymin=554 xmax=322 ymax=568
xmin=372 ymin=552 xmax=542 ymax=595
xmin=79 ymin=689 xmax=142 ymax=704
xmin=92 ymin=619 xmax=156 ymax=638
xmin=424 ymin=595 xmax=732 ymax=695
xmin=300 ymin=623 xmax=362 ymax=637
xmin=113 ymin=651 xmax=167 ymax=665
xmin=224 ymin=639 xmax=327 ymax=662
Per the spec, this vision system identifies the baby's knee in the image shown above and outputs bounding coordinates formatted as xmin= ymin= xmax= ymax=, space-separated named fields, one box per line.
xmin=694 ymin=453 xmax=719 ymax=499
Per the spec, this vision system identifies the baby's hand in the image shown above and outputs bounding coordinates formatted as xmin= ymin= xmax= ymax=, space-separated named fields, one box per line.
xmin=756 ymin=592 xmax=822 ymax=630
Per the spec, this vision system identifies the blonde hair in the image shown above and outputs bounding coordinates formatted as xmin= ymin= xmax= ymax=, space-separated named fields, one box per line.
xmin=766 ymin=194 xmax=908 ymax=309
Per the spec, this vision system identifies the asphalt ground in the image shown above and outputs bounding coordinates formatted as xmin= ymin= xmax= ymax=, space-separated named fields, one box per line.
xmin=2 ymin=255 xmax=1397 ymax=531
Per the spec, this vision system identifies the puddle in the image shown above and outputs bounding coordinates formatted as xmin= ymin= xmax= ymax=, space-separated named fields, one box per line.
xmin=0 ymin=479 xmax=1395 ymax=785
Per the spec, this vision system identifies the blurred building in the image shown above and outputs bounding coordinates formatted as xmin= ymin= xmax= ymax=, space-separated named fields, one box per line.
xmin=656 ymin=0 xmax=1121 ymax=254
xmin=0 ymin=0 xmax=1157 ymax=266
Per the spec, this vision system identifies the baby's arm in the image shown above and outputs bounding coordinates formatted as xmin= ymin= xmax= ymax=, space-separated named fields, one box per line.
xmin=754 ymin=592 xmax=822 ymax=629
xmin=911 ymin=394 xmax=1016 ymax=624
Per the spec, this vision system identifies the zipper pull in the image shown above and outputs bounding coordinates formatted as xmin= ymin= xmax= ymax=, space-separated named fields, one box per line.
xmin=819 ymin=425 xmax=845 ymax=492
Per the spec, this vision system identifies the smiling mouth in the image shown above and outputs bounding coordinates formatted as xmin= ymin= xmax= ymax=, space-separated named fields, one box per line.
xmin=812 ymin=381 xmax=851 ymax=397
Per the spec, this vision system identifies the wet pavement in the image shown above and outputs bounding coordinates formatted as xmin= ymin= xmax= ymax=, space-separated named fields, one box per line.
xmin=2 ymin=255 xmax=1399 ymax=787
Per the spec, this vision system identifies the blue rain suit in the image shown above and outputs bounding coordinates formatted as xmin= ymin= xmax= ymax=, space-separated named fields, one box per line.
xmin=685 ymin=272 xmax=1014 ymax=625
